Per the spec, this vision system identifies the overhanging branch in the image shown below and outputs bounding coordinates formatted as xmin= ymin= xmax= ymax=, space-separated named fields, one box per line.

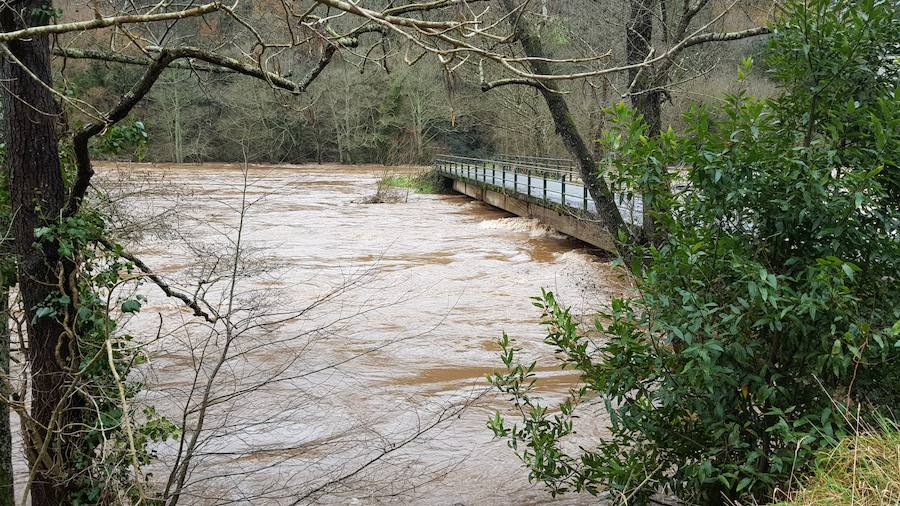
xmin=97 ymin=237 xmax=218 ymax=324
xmin=480 ymin=77 xmax=547 ymax=91
xmin=52 ymin=47 xmax=233 ymax=73
xmin=679 ymin=26 xmax=771 ymax=50
xmin=0 ymin=3 xmax=222 ymax=42
xmin=62 ymin=44 xmax=339 ymax=217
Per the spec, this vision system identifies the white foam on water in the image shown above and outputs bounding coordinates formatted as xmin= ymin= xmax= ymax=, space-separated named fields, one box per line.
xmin=477 ymin=217 xmax=567 ymax=240
xmin=553 ymin=249 xmax=596 ymax=264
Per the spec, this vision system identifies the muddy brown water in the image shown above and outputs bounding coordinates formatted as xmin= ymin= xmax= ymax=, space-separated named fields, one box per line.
xmin=13 ymin=162 xmax=628 ymax=505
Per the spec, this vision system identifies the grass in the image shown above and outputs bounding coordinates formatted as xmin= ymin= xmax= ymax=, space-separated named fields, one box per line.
xmin=360 ymin=170 xmax=450 ymax=204
xmin=380 ymin=170 xmax=451 ymax=195
xmin=779 ymin=418 xmax=900 ymax=505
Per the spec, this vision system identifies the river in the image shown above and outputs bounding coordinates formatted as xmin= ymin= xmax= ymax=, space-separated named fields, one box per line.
xmin=92 ymin=162 xmax=625 ymax=505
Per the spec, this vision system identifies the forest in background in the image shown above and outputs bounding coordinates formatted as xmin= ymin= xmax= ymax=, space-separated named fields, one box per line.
xmin=58 ymin=0 xmax=772 ymax=165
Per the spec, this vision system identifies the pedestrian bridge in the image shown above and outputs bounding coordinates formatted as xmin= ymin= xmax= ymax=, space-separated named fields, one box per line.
xmin=434 ymin=154 xmax=641 ymax=251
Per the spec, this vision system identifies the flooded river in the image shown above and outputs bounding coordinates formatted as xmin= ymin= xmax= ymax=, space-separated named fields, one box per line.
xmin=90 ymin=162 xmax=625 ymax=504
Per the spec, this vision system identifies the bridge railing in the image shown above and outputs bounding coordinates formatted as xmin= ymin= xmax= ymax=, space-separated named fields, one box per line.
xmin=492 ymin=154 xmax=577 ymax=173
xmin=434 ymin=155 xmax=581 ymax=182
xmin=433 ymin=154 xmax=643 ymax=225
xmin=434 ymin=155 xmax=593 ymax=211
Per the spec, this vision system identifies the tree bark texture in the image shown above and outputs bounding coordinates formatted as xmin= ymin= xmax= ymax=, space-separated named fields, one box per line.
xmin=0 ymin=285 xmax=12 ymax=506
xmin=627 ymin=0 xmax=664 ymax=241
xmin=499 ymin=0 xmax=634 ymax=256
xmin=1 ymin=1 xmax=77 ymax=504
xmin=627 ymin=0 xmax=661 ymax=137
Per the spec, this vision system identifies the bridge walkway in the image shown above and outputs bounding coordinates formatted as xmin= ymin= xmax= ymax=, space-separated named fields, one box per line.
xmin=433 ymin=154 xmax=642 ymax=226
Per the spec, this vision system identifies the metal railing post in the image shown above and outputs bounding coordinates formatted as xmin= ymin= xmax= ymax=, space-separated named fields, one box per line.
xmin=430 ymin=154 xmax=584 ymax=203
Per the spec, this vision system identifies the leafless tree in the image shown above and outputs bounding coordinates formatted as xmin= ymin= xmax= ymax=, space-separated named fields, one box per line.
xmin=306 ymin=0 xmax=774 ymax=256
xmin=142 ymin=159 xmax=478 ymax=505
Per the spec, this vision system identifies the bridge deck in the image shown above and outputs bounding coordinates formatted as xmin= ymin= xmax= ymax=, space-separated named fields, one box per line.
xmin=434 ymin=155 xmax=642 ymax=226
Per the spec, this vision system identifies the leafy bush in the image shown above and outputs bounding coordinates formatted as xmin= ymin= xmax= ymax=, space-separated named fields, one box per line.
xmin=489 ymin=1 xmax=900 ymax=504
xmin=90 ymin=121 xmax=149 ymax=160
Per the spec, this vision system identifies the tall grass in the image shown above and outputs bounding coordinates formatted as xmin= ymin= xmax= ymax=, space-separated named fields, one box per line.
xmin=781 ymin=417 xmax=900 ymax=505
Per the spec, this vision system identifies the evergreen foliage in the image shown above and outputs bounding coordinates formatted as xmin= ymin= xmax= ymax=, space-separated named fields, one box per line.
xmin=489 ymin=1 xmax=900 ymax=503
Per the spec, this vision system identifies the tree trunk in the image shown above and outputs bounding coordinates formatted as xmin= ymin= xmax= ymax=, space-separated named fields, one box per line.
xmin=589 ymin=79 xmax=610 ymax=160
xmin=1 ymin=2 xmax=77 ymax=504
xmin=498 ymin=0 xmax=634 ymax=258
xmin=0 ymin=284 xmax=12 ymax=506
xmin=173 ymin=89 xmax=184 ymax=163
xmin=627 ymin=0 xmax=663 ymax=241
xmin=627 ymin=0 xmax=661 ymax=137
xmin=1 ymin=71 xmax=13 ymax=506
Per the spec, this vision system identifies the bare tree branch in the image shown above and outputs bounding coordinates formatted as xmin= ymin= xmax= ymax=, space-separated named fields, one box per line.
xmin=480 ymin=77 xmax=547 ymax=91
xmin=62 ymin=43 xmax=340 ymax=217
xmin=52 ymin=47 xmax=233 ymax=73
xmin=96 ymin=237 xmax=218 ymax=324
xmin=66 ymin=52 xmax=177 ymax=218
xmin=384 ymin=0 xmax=488 ymax=16
xmin=0 ymin=3 xmax=222 ymax=42
xmin=679 ymin=26 xmax=771 ymax=50
xmin=309 ymin=0 xmax=767 ymax=83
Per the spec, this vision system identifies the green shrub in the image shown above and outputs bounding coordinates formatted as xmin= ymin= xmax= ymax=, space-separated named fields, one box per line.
xmin=489 ymin=1 xmax=900 ymax=504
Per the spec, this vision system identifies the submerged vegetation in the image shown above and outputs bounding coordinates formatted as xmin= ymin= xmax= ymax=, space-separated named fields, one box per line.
xmin=362 ymin=169 xmax=453 ymax=204
xmin=380 ymin=170 xmax=453 ymax=195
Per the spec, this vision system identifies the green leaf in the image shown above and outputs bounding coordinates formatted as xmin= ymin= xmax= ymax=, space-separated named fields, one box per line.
xmin=841 ymin=263 xmax=855 ymax=282
xmin=121 ymin=299 xmax=142 ymax=313
xmin=34 ymin=306 xmax=55 ymax=321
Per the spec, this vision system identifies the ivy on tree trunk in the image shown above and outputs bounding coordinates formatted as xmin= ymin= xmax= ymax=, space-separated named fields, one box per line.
xmin=1 ymin=1 xmax=78 ymax=504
